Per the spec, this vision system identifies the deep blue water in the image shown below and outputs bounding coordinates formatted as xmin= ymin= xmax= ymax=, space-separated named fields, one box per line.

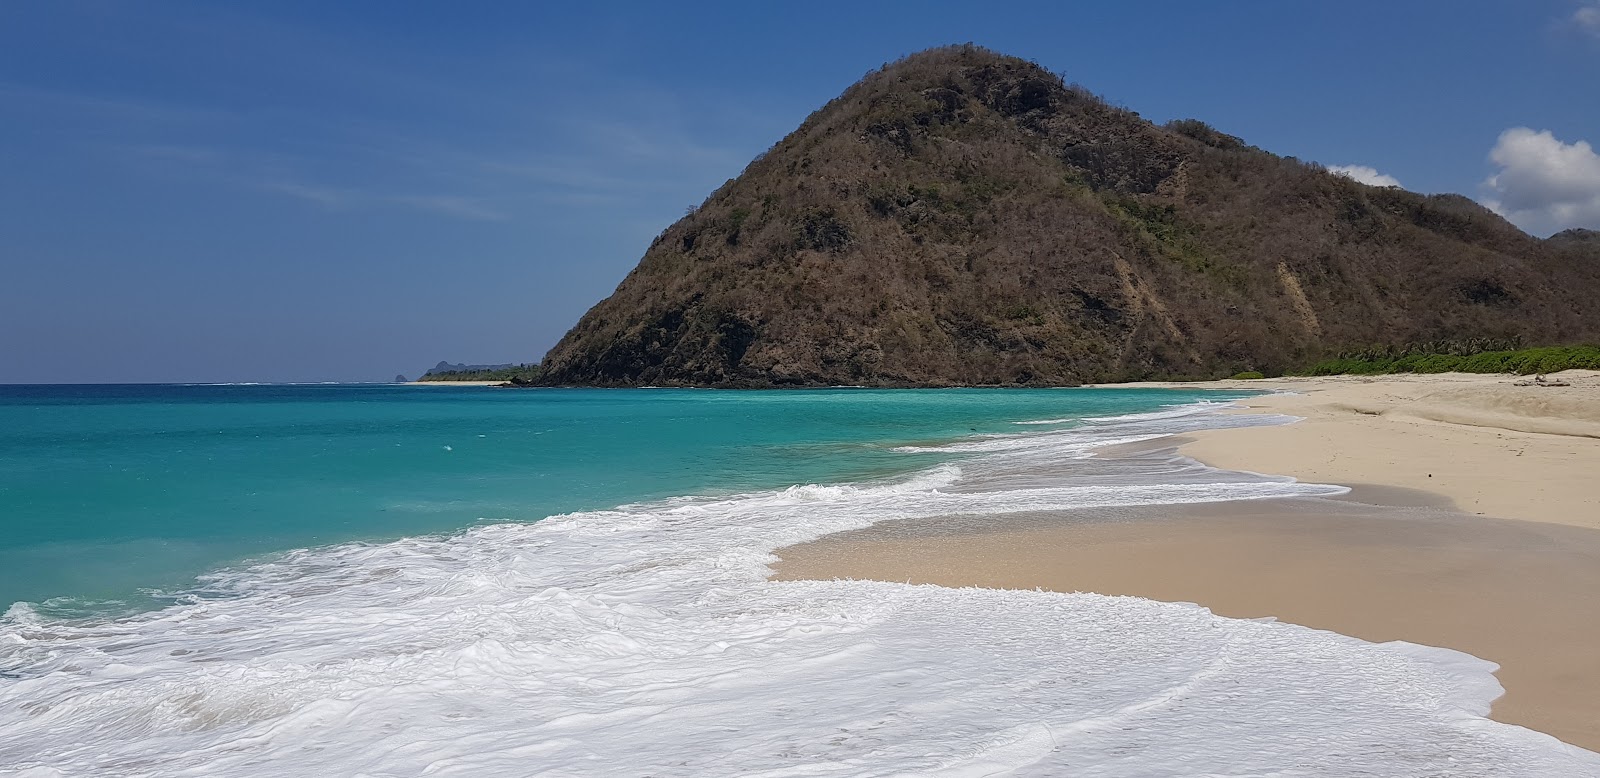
xmin=0 ymin=384 xmax=1247 ymax=613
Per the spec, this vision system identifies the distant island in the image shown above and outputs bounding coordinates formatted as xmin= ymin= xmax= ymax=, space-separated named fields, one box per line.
xmin=526 ymin=45 xmax=1600 ymax=388
xmin=423 ymin=361 xmax=514 ymax=376
xmin=413 ymin=361 xmax=541 ymax=383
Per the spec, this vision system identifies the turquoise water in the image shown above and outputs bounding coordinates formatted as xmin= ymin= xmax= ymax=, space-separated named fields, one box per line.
xmin=0 ymin=384 xmax=1243 ymax=613
xmin=8 ymin=384 xmax=1597 ymax=776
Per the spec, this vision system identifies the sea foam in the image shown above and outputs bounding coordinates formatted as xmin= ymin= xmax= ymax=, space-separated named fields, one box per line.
xmin=1 ymin=402 xmax=1595 ymax=776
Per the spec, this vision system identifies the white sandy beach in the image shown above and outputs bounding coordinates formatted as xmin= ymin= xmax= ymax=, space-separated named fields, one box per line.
xmin=1114 ymin=370 xmax=1600 ymax=528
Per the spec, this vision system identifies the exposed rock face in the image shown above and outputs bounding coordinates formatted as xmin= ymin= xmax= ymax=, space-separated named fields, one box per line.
xmin=538 ymin=46 xmax=1600 ymax=386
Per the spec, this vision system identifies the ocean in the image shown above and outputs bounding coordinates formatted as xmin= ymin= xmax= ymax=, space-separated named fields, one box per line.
xmin=0 ymin=384 xmax=1593 ymax=776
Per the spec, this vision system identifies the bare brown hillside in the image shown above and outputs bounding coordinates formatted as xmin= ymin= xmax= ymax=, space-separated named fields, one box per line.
xmin=537 ymin=45 xmax=1600 ymax=387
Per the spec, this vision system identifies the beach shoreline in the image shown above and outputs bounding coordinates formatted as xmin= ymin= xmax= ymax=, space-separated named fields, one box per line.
xmin=772 ymin=370 xmax=1600 ymax=752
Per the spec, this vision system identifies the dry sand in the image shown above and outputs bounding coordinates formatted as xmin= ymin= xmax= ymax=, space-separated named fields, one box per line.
xmin=1115 ymin=370 xmax=1600 ymax=528
xmin=773 ymin=369 xmax=1600 ymax=751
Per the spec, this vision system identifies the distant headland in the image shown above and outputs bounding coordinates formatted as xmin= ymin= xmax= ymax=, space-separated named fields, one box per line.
xmin=410 ymin=361 xmax=541 ymax=384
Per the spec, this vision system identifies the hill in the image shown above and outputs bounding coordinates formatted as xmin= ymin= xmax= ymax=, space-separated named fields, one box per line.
xmin=1549 ymin=228 xmax=1600 ymax=258
xmin=537 ymin=45 xmax=1600 ymax=387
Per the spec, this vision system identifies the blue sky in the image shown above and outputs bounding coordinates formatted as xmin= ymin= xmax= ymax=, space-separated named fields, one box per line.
xmin=3 ymin=1 xmax=1598 ymax=383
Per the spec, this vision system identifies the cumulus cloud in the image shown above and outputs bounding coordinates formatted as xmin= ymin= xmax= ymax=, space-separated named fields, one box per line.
xmin=1574 ymin=3 xmax=1600 ymax=38
xmin=1480 ymin=127 xmax=1600 ymax=235
xmin=1325 ymin=164 xmax=1403 ymax=188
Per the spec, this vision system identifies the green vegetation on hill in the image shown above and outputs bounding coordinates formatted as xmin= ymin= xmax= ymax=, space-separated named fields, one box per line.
xmin=1301 ymin=345 xmax=1600 ymax=376
xmin=416 ymin=364 xmax=542 ymax=383
xmin=535 ymin=45 xmax=1600 ymax=388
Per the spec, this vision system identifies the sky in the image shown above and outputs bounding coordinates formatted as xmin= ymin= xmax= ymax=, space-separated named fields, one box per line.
xmin=3 ymin=1 xmax=1598 ymax=383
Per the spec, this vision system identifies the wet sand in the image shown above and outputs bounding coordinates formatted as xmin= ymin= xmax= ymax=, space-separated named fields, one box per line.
xmin=775 ymin=371 xmax=1600 ymax=750
xmin=772 ymin=498 xmax=1600 ymax=750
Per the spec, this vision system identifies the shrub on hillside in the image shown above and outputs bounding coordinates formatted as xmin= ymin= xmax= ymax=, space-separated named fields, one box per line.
xmin=1301 ymin=345 xmax=1600 ymax=377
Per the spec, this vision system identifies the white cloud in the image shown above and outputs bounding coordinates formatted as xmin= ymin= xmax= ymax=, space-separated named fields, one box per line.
xmin=260 ymin=181 xmax=505 ymax=221
xmin=1325 ymin=164 xmax=1403 ymax=188
xmin=386 ymin=194 xmax=505 ymax=222
xmin=1574 ymin=3 xmax=1600 ymax=38
xmin=1480 ymin=127 xmax=1600 ymax=235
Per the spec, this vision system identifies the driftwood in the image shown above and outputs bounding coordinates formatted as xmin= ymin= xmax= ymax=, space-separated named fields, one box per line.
xmin=1513 ymin=374 xmax=1571 ymax=387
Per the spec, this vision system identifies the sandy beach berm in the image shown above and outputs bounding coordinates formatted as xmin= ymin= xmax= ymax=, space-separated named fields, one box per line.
xmin=774 ymin=370 xmax=1600 ymax=751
